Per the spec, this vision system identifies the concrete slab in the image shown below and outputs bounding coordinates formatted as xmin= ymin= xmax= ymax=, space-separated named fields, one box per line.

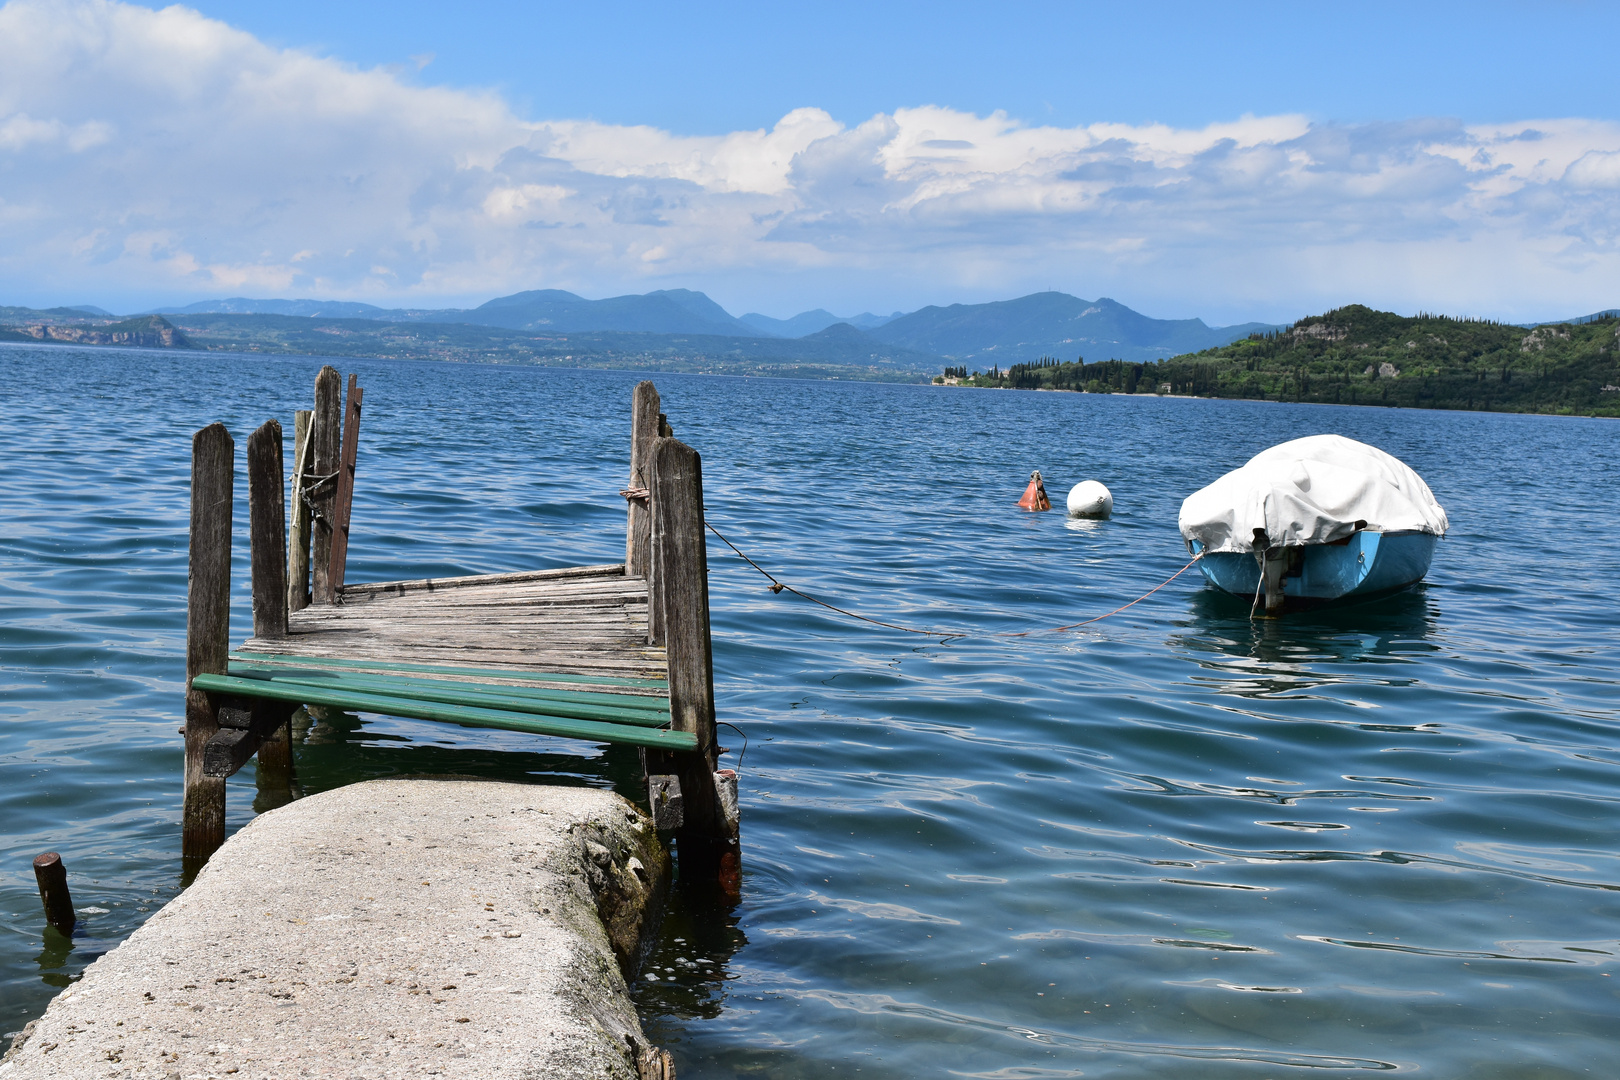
xmin=1 ymin=779 xmax=672 ymax=1080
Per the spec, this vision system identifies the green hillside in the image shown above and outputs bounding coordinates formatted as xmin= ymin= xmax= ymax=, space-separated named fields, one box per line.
xmin=941 ymin=305 xmax=1620 ymax=417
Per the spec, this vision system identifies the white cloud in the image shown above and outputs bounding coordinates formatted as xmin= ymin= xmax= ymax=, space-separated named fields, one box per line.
xmin=2 ymin=0 xmax=1620 ymax=320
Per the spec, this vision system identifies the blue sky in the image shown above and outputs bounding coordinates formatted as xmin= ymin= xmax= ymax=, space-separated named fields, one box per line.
xmin=2 ymin=0 xmax=1618 ymax=323
xmin=192 ymin=1 xmax=1620 ymax=134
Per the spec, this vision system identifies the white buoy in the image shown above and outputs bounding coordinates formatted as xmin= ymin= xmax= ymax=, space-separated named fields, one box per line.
xmin=1067 ymin=480 xmax=1113 ymax=519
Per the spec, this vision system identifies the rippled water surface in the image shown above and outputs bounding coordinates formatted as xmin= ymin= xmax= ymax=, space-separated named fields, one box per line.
xmin=3 ymin=344 xmax=1619 ymax=1076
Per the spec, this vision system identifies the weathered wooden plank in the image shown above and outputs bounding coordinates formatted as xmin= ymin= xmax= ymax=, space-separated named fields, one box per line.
xmin=247 ymin=419 xmax=288 ymax=639
xmin=228 ymin=660 xmax=668 ymax=707
xmin=626 ymin=380 xmax=660 ymax=580
xmin=339 ymin=564 xmax=626 ymax=599
xmin=286 ymin=409 xmax=313 ymax=613
xmin=184 ymin=422 xmax=233 ymax=859
xmin=189 ymin=674 xmax=698 ymax=751
xmin=230 ymin=651 xmax=667 ymax=692
xmin=287 ymin=624 xmax=646 ymax=636
xmin=286 ymin=612 xmax=645 ymax=627
xmin=290 ymin=597 xmax=647 ymax=618
xmin=236 ymin=640 xmax=669 ymax=672
xmin=330 ymin=584 xmax=650 ymax=605
xmin=335 ymin=578 xmax=648 ymax=600
xmin=274 ymin=624 xmax=657 ymax=645
xmin=309 ymin=365 xmax=342 ymax=604
xmin=301 ymin=587 xmax=645 ymax=607
xmin=247 ymin=632 xmax=667 ymax=655
xmin=328 ymin=373 xmax=363 ymax=594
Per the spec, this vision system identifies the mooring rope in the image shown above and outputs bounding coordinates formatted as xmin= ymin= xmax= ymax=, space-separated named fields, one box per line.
xmin=704 ymin=522 xmax=963 ymax=637
xmin=704 ymin=520 xmax=1203 ymax=641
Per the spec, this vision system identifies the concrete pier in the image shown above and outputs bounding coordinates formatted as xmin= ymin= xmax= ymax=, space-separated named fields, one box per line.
xmin=1 ymin=779 xmax=673 ymax=1080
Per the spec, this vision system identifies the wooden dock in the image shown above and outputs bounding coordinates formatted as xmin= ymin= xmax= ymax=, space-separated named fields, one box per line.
xmin=182 ymin=374 xmax=738 ymax=892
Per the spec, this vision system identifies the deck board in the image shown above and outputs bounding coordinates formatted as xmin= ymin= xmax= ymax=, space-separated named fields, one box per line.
xmin=232 ymin=565 xmax=673 ymax=741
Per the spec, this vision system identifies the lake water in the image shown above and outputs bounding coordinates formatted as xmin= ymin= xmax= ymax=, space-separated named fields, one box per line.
xmin=3 ymin=344 xmax=1618 ymax=1077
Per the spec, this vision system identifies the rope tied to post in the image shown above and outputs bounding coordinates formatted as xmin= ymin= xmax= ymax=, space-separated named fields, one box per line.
xmin=704 ymin=520 xmax=1203 ymax=641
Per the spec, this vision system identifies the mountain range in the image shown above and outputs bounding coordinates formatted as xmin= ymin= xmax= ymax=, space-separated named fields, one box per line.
xmin=129 ymin=288 xmax=1276 ymax=366
xmin=148 ymin=290 xmax=905 ymax=340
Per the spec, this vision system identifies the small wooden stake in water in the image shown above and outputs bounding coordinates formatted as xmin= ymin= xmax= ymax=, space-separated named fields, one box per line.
xmin=33 ymin=852 xmax=75 ymax=936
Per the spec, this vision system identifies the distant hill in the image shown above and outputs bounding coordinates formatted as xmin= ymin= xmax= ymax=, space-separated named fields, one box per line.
xmin=458 ymin=288 xmax=759 ymax=336
xmin=0 ymin=314 xmax=191 ymax=349
xmin=740 ymin=309 xmax=902 ymax=337
xmin=146 ymin=289 xmax=913 ymax=340
xmin=150 ymin=297 xmax=407 ymax=318
xmin=1181 ymin=305 xmax=1620 ymax=415
xmin=1537 ymin=308 xmax=1620 ymax=326
xmin=49 ymin=304 xmax=115 ymax=318
xmin=952 ymin=304 xmax=1619 ymax=417
xmin=135 ymin=289 xmax=1268 ymax=362
xmin=869 ymin=292 xmax=1276 ymax=365
xmin=154 ymin=312 xmax=937 ymax=379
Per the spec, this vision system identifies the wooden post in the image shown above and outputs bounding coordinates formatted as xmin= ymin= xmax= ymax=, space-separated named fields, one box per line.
xmin=247 ymin=419 xmax=287 ymax=639
xmin=649 ymin=436 xmax=739 ymax=895
xmin=309 ymin=366 xmax=342 ymax=604
xmin=184 ymin=422 xmax=233 ymax=859
xmin=32 ymin=852 xmax=75 ymax=937
xmin=328 ymin=373 xmax=363 ymax=595
xmin=247 ymin=418 xmax=294 ymax=787
xmin=287 ymin=409 xmax=313 ymax=613
xmin=626 ymin=381 xmax=661 ymax=583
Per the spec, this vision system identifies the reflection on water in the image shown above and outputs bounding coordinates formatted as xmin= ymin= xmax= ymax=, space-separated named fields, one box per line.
xmin=1170 ymin=585 xmax=1442 ymax=689
xmin=4 ymin=347 xmax=1619 ymax=1076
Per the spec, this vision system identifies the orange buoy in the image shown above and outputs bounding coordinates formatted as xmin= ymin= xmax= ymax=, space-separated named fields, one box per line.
xmin=1017 ymin=470 xmax=1052 ymax=511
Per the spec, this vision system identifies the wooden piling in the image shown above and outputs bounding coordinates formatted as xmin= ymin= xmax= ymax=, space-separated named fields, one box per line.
xmin=309 ymin=366 xmax=342 ymax=605
xmin=32 ymin=852 xmax=75 ymax=936
xmin=248 ymin=418 xmax=294 ymax=783
xmin=287 ymin=409 xmax=313 ymax=613
xmin=184 ymin=422 xmax=233 ymax=859
xmin=648 ymin=436 xmax=738 ymax=891
xmin=248 ymin=419 xmax=287 ymax=639
xmin=328 ymin=373 xmax=363 ymax=595
xmin=626 ymin=381 xmax=661 ymax=585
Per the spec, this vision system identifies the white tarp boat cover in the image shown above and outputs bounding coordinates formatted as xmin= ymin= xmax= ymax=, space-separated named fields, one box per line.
xmin=1179 ymin=434 xmax=1449 ymax=554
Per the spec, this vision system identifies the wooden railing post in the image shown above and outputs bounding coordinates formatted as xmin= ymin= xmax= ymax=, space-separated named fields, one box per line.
xmin=183 ymin=422 xmax=233 ymax=859
xmin=309 ymin=366 xmax=342 ymax=603
xmin=328 ymin=373 xmax=363 ymax=595
xmin=649 ymin=436 xmax=740 ymax=895
xmin=286 ymin=409 xmax=313 ymax=613
xmin=626 ymin=381 xmax=661 ymax=585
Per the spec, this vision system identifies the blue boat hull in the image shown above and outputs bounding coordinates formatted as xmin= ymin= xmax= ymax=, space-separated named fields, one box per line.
xmin=1193 ymin=531 xmax=1438 ymax=604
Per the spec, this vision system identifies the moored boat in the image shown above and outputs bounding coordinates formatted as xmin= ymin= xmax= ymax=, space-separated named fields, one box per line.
xmin=1178 ymin=435 xmax=1448 ymax=612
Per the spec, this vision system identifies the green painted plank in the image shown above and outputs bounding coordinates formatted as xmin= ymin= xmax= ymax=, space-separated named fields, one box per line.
xmin=191 ymin=673 xmax=697 ymax=752
xmin=226 ymin=662 xmax=670 ymax=716
xmin=223 ymin=666 xmax=670 ymax=728
xmin=230 ymin=651 xmax=668 ymax=689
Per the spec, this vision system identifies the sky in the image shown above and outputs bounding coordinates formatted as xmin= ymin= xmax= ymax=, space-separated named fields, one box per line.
xmin=2 ymin=0 xmax=1619 ymax=324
